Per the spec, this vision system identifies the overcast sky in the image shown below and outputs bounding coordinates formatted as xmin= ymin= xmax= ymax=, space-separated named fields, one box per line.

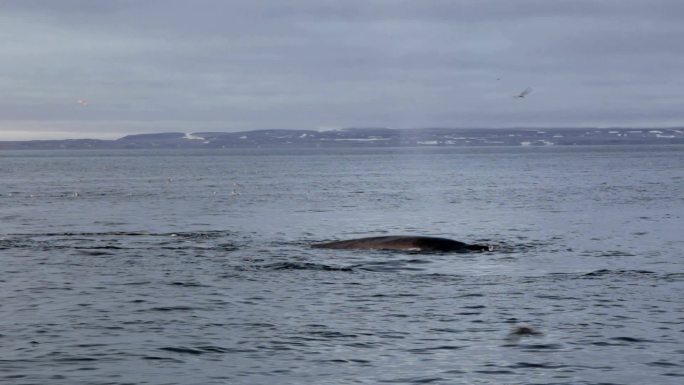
xmin=2 ymin=0 xmax=684 ymax=140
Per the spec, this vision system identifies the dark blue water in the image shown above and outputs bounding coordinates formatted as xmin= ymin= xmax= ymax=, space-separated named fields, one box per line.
xmin=1 ymin=146 xmax=683 ymax=385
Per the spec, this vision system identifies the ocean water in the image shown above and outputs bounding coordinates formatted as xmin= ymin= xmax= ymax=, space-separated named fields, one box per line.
xmin=1 ymin=145 xmax=683 ymax=385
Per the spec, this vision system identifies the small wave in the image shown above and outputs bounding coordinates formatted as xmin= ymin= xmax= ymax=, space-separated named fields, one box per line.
xmin=141 ymin=355 xmax=184 ymax=363
xmin=168 ymin=281 xmax=207 ymax=287
xmin=611 ymin=336 xmax=656 ymax=343
xmin=305 ymin=330 xmax=358 ymax=339
xmin=545 ymin=270 xmax=668 ymax=282
xmin=368 ymin=292 xmax=419 ymax=298
xmin=591 ymin=336 xmax=658 ymax=346
xmin=6 ymin=230 xmax=233 ymax=240
xmin=584 ymin=269 xmax=656 ymax=277
xmin=379 ymin=376 xmax=445 ymax=384
xmin=158 ymin=346 xmax=233 ymax=355
xmin=457 ymin=293 xmax=485 ymax=298
xmin=664 ymin=272 xmax=684 ymax=281
xmin=595 ymin=250 xmax=636 ymax=257
xmin=509 ymin=361 xmax=566 ymax=369
xmin=75 ymin=250 xmax=115 ymax=256
xmin=3 ymin=375 xmax=26 ymax=380
xmin=472 ymin=369 xmax=515 ymax=375
xmin=488 ymin=239 xmax=547 ymax=254
xmin=74 ymin=245 xmax=125 ymax=250
xmin=216 ymin=242 xmax=238 ymax=250
xmin=262 ymin=261 xmax=354 ymax=272
xmin=316 ymin=358 xmax=371 ymax=364
xmin=407 ymin=345 xmax=463 ymax=354
xmin=1 ymin=231 xmax=239 ymax=254
xmin=244 ymin=322 xmax=276 ymax=329
xmin=195 ymin=345 xmax=257 ymax=353
xmin=647 ymin=360 xmax=680 ymax=367
xmin=515 ymin=343 xmax=562 ymax=351
xmin=54 ymin=357 xmax=98 ymax=362
xmin=0 ymin=240 xmax=30 ymax=249
xmin=170 ymin=231 xmax=232 ymax=240
xmin=357 ymin=259 xmax=429 ymax=273
xmin=6 ymin=230 xmax=234 ymax=242
xmin=343 ymin=341 xmax=382 ymax=349
xmin=145 ymin=306 xmax=199 ymax=312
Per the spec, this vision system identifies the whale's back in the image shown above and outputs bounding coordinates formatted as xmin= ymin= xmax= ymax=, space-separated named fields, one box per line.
xmin=312 ymin=235 xmax=490 ymax=252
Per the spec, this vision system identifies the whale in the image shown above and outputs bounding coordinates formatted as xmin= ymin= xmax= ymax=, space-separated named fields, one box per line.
xmin=311 ymin=235 xmax=491 ymax=252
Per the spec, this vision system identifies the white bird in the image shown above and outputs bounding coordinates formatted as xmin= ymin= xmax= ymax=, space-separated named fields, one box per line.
xmin=76 ymin=99 xmax=89 ymax=106
xmin=514 ymin=87 xmax=533 ymax=99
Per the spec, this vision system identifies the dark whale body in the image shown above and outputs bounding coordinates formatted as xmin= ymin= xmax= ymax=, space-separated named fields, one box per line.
xmin=312 ymin=236 xmax=491 ymax=252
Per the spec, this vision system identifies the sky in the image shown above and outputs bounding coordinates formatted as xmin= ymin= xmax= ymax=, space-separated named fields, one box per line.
xmin=2 ymin=0 xmax=684 ymax=140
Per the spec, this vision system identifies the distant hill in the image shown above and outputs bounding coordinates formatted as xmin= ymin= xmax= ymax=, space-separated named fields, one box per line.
xmin=1 ymin=127 xmax=683 ymax=150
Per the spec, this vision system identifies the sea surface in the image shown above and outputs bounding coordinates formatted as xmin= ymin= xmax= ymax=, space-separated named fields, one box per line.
xmin=1 ymin=145 xmax=683 ymax=385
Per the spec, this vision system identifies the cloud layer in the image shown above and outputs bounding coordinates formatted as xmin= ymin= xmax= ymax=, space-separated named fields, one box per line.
xmin=2 ymin=0 xmax=684 ymax=139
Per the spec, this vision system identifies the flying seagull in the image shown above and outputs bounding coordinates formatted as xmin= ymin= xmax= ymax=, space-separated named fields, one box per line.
xmin=514 ymin=87 xmax=533 ymax=99
xmin=76 ymin=99 xmax=89 ymax=106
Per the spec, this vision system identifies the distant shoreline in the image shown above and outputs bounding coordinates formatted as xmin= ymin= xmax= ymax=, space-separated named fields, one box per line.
xmin=1 ymin=127 xmax=683 ymax=150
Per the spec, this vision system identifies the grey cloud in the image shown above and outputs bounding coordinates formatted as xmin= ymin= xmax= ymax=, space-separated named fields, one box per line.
xmin=2 ymin=0 xmax=684 ymax=139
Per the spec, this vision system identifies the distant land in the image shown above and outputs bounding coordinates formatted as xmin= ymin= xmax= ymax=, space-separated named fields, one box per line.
xmin=1 ymin=127 xmax=684 ymax=150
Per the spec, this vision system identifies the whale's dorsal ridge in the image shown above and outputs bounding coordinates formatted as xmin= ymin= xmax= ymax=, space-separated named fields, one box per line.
xmin=312 ymin=235 xmax=491 ymax=252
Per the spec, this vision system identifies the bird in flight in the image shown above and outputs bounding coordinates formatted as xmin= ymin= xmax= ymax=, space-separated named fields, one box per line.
xmin=76 ymin=99 xmax=89 ymax=106
xmin=514 ymin=87 xmax=533 ymax=99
